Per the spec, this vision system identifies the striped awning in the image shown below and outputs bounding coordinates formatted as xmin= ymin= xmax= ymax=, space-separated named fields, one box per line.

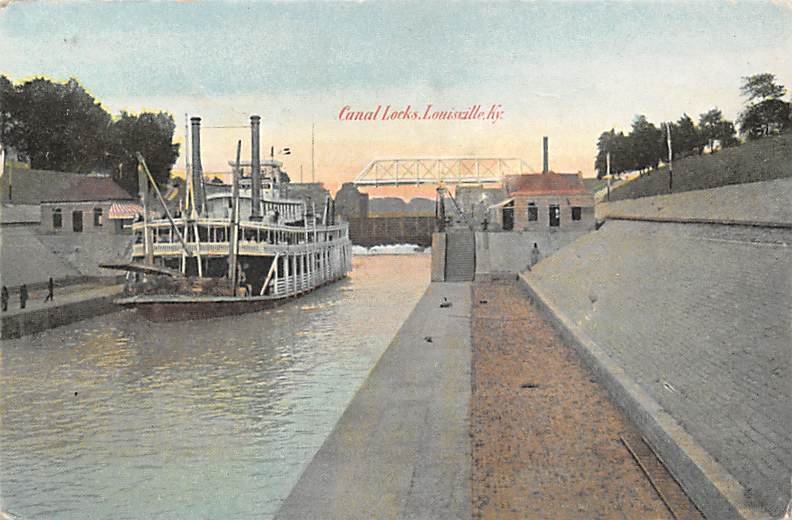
xmin=108 ymin=203 xmax=145 ymax=220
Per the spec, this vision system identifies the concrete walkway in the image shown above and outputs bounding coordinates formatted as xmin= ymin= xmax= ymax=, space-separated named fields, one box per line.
xmin=276 ymin=282 xmax=472 ymax=520
xmin=2 ymin=282 xmax=120 ymax=316
xmin=1 ymin=283 xmax=123 ymax=339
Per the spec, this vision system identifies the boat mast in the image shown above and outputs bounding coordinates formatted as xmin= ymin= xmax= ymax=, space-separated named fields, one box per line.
xmin=311 ymin=122 xmax=315 ymax=183
xmin=137 ymin=158 xmax=154 ymax=265
xmin=190 ymin=116 xmax=205 ymax=277
xmin=229 ymin=140 xmax=242 ymax=294
xmin=181 ymin=115 xmax=191 ymax=273
xmin=250 ymin=115 xmax=262 ymax=221
xmin=136 ymin=152 xmax=190 ymax=257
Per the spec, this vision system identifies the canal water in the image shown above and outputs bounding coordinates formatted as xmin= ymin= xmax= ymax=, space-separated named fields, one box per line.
xmin=0 ymin=255 xmax=431 ymax=519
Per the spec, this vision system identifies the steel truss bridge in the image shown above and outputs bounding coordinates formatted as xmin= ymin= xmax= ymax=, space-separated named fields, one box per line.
xmin=352 ymin=157 xmax=532 ymax=187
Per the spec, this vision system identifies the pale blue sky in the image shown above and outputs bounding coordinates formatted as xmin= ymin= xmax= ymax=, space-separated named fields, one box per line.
xmin=2 ymin=1 xmax=791 ymax=183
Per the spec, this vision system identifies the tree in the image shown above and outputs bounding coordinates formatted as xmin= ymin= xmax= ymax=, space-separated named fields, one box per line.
xmin=740 ymin=73 xmax=786 ymax=102
xmin=107 ymin=111 xmax=180 ymax=194
xmin=739 ymin=73 xmax=791 ymax=138
xmin=0 ymin=75 xmax=14 ymax=148
xmin=0 ymin=76 xmax=179 ymax=190
xmin=674 ymin=113 xmax=705 ymax=157
xmin=699 ymin=108 xmax=738 ymax=153
xmin=595 ymin=129 xmax=634 ymax=178
xmin=740 ymin=99 xmax=790 ymax=139
xmin=629 ymin=115 xmax=663 ymax=171
xmin=3 ymin=77 xmax=112 ymax=172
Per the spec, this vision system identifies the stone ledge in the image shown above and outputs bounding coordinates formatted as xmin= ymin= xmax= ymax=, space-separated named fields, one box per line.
xmin=605 ymin=214 xmax=792 ymax=229
xmin=276 ymin=282 xmax=471 ymax=519
xmin=1 ymin=286 xmax=123 ymax=339
xmin=518 ymin=272 xmax=771 ymax=520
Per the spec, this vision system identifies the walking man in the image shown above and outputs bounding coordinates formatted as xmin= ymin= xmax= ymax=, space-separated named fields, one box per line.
xmin=1 ymin=286 xmax=8 ymax=312
xmin=44 ymin=277 xmax=54 ymax=303
xmin=19 ymin=284 xmax=28 ymax=310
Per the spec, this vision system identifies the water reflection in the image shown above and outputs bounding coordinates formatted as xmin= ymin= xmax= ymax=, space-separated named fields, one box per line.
xmin=1 ymin=255 xmax=430 ymax=519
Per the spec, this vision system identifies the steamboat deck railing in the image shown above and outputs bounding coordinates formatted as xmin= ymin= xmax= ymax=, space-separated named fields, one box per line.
xmin=132 ymin=236 xmax=350 ymax=258
xmin=128 ymin=216 xmax=352 ymax=298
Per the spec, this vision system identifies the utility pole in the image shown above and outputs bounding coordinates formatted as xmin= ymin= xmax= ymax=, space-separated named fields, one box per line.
xmin=606 ymin=151 xmax=611 ymax=201
xmin=665 ymin=122 xmax=673 ymax=192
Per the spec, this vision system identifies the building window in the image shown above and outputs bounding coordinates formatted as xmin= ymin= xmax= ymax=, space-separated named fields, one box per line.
xmin=549 ymin=205 xmax=560 ymax=227
xmin=94 ymin=207 xmax=103 ymax=227
xmin=72 ymin=210 xmax=83 ymax=232
xmin=527 ymin=202 xmax=538 ymax=222
xmin=502 ymin=200 xmax=514 ymax=231
xmin=53 ymin=208 xmax=62 ymax=229
xmin=572 ymin=207 xmax=582 ymax=221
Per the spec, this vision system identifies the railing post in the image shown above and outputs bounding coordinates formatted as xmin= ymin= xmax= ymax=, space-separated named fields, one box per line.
xmin=274 ymin=255 xmax=279 ymax=295
xmin=286 ymin=252 xmax=291 ymax=293
xmin=291 ymin=254 xmax=297 ymax=294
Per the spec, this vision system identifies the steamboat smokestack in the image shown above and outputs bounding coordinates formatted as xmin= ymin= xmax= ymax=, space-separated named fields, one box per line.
xmin=190 ymin=117 xmax=204 ymax=215
xmin=542 ymin=136 xmax=549 ymax=174
xmin=250 ymin=115 xmax=262 ymax=220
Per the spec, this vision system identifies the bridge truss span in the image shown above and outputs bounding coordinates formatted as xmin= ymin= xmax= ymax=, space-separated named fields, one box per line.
xmin=353 ymin=157 xmax=532 ymax=187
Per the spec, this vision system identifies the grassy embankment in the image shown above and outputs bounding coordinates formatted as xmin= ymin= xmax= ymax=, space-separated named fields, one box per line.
xmin=608 ymin=133 xmax=792 ymax=201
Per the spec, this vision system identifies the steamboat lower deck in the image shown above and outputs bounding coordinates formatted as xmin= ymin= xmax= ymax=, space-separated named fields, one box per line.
xmin=116 ymin=273 xmax=346 ymax=321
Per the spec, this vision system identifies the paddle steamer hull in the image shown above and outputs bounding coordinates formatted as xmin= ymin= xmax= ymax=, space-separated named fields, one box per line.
xmin=116 ymin=276 xmax=345 ymax=321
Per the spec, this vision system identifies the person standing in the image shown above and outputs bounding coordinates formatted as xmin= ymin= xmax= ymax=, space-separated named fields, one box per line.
xmin=44 ymin=277 xmax=54 ymax=303
xmin=1 ymin=286 xmax=8 ymax=312
xmin=530 ymin=243 xmax=541 ymax=268
xmin=19 ymin=284 xmax=28 ymax=309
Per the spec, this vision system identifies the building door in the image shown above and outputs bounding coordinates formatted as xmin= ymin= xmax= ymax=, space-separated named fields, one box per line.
xmin=72 ymin=210 xmax=83 ymax=232
xmin=502 ymin=201 xmax=514 ymax=231
xmin=549 ymin=205 xmax=560 ymax=227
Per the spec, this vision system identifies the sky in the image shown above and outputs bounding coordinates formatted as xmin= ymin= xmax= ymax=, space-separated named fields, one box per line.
xmin=1 ymin=0 xmax=791 ymax=195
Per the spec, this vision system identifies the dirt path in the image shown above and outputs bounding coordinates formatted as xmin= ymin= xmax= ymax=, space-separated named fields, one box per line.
xmin=471 ymin=281 xmax=673 ymax=519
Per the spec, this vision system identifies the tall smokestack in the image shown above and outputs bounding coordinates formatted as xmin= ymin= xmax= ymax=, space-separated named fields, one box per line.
xmin=542 ymin=136 xmax=549 ymax=174
xmin=250 ymin=115 xmax=262 ymax=220
xmin=190 ymin=117 xmax=204 ymax=215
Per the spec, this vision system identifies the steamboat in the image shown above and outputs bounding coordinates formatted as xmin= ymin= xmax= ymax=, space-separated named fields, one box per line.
xmin=111 ymin=115 xmax=352 ymax=321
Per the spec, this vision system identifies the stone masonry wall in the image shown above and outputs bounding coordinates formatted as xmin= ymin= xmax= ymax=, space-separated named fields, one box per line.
xmin=527 ymin=219 xmax=791 ymax=516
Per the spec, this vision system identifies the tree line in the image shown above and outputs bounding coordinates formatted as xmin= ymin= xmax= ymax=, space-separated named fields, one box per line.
xmin=596 ymin=73 xmax=791 ymax=178
xmin=0 ymin=75 xmax=179 ymax=194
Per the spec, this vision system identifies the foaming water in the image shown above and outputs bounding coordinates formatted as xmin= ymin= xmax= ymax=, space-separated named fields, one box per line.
xmin=1 ymin=255 xmax=430 ymax=519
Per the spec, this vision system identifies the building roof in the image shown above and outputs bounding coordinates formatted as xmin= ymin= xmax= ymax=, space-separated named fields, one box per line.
xmin=504 ymin=172 xmax=590 ymax=197
xmin=41 ymin=175 xmax=134 ymax=203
